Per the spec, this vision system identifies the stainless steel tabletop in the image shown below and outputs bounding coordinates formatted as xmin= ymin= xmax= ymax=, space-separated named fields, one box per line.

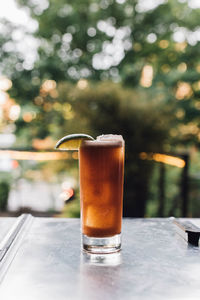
xmin=0 ymin=218 xmax=16 ymax=243
xmin=0 ymin=217 xmax=200 ymax=300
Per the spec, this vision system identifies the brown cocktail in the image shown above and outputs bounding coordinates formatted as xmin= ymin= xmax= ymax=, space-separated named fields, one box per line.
xmin=79 ymin=134 xmax=124 ymax=253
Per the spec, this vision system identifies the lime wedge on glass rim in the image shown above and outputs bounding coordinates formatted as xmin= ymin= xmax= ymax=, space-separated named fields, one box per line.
xmin=55 ymin=133 xmax=94 ymax=150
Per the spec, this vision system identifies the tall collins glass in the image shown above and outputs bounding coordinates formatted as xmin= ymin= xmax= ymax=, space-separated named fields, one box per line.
xmin=79 ymin=135 xmax=125 ymax=254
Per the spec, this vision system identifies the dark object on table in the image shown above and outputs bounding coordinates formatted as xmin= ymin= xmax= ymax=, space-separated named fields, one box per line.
xmin=173 ymin=218 xmax=200 ymax=246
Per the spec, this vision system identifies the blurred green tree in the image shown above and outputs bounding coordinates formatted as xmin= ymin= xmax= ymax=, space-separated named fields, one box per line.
xmin=0 ymin=0 xmax=199 ymax=147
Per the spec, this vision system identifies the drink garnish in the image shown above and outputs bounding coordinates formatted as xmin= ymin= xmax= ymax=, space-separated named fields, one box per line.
xmin=55 ymin=133 xmax=94 ymax=150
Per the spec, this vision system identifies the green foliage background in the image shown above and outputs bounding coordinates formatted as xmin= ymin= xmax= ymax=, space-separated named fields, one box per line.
xmin=1 ymin=0 xmax=200 ymax=216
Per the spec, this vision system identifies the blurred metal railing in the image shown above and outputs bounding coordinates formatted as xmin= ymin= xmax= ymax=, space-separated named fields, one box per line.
xmin=140 ymin=151 xmax=189 ymax=217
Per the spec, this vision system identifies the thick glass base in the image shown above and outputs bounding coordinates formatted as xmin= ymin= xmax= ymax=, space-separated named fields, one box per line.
xmin=82 ymin=233 xmax=121 ymax=254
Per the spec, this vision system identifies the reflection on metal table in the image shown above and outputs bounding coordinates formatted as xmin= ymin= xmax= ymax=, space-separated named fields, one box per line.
xmin=0 ymin=216 xmax=200 ymax=300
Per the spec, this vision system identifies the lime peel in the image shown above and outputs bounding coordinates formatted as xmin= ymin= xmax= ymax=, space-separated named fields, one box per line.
xmin=55 ymin=133 xmax=94 ymax=150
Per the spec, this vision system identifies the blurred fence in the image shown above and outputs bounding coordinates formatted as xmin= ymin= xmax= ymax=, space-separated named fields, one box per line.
xmin=0 ymin=148 xmax=193 ymax=218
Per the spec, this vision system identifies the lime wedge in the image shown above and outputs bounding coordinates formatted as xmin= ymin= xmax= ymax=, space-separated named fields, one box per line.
xmin=55 ymin=133 xmax=94 ymax=150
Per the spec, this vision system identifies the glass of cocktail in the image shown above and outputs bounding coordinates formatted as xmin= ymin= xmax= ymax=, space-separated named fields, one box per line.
xmin=56 ymin=133 xmax=124 ymax=254
xmin=79 ymin=135 xmax=124 ymax=254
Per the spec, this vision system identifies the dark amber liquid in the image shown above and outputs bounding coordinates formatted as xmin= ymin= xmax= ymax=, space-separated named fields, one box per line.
xmin=79 ymin=140 xmax=124 ymax=237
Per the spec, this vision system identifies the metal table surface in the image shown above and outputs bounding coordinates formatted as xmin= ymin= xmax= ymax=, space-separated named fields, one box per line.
xmin=0 ymin=218 xmax=16 ymax=243
xmin=0 ymin=217 xmax=200 ymax=300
